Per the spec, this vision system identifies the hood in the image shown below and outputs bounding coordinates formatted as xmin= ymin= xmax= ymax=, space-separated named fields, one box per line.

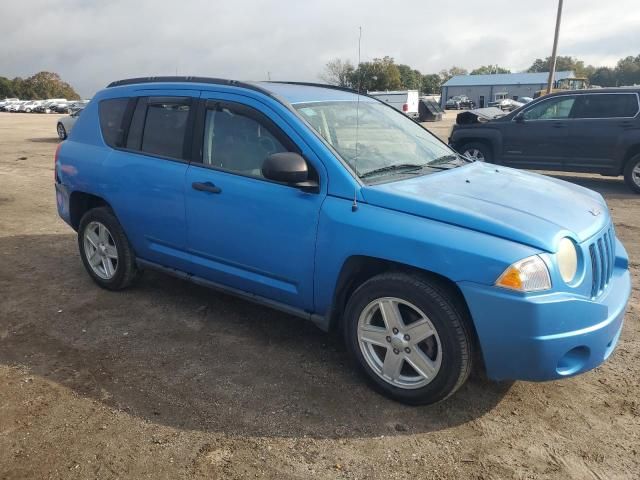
xmin=361 ymin=162 xmax=609 ymax=252
xmin=456 ymin=107 xmax=506 ymax=124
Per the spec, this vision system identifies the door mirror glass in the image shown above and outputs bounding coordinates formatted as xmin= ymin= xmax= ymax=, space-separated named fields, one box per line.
xmin=514 ymin=111 xmax=525 ymax=123
xmin=262 ymin=152 xmax=318 ymax=191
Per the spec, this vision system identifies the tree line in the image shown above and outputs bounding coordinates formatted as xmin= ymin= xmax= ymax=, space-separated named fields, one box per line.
xmin=0 ymin=72 xmax=81 ymax=100
xmin=320 ymin=54 xmax=640 ymax=94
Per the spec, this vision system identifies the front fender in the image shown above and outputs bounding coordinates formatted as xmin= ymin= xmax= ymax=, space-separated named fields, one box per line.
xmin=313 ymin=196 xmax=540 ymax=316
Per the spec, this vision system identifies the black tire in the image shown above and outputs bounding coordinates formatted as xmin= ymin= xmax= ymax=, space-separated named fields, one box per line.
xmin=57 ymin=123 xmax=67 ymax=140
xmin=623 ymin=153 xmax=640 ymax=194
xmin=458 ymin=141 xmax=492 ymax=163
xmin=343 ymin=272 xmax=473 ymax=405
xmin=77 ymin=207 xmax=138 ymax=290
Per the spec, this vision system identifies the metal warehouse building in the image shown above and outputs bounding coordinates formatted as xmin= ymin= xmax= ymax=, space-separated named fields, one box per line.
xmin=440 ymin=71 xmax=575 ymax=108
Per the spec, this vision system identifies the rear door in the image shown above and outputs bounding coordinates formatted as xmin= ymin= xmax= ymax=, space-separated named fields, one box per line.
xmin=500 ymin=95 xmax=575 ymax=169
xmin=102 ymin=91 xmax=198 ymax=271
xmin=566 ymin=92 xmax=640 ymax=172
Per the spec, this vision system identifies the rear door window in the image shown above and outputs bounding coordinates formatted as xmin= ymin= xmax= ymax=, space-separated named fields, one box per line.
xmin=570 ymin=93 xmax=639 ymax=119
xmin=125 ymin=97 xmax=192 ymax=160
xmin=99 ymin=98 xmax=129 ymax=147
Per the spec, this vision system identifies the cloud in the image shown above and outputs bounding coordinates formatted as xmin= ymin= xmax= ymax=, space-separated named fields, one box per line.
xmin=1 ymin=0 xmax=639 ymax=97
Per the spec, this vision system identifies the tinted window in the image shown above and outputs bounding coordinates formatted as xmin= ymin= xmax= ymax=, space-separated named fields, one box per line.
xmin=571 ymin=94 xmax=639 ymax=119
xmin=99 ymin=98 xmax=129 ymax=147
xmin=523 ymin=96 xmax=575 ymax=120
xmin=202 ymin=105 xmax=288 ymax=178
xmin=140 ymin=102 xmax=190 ymax=159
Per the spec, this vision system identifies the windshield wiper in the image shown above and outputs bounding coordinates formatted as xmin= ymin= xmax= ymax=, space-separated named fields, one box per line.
xmin=427 ymin=154 xmax=470 ymax=169
xmin=360 ymin=163 xmax=426 ymax=179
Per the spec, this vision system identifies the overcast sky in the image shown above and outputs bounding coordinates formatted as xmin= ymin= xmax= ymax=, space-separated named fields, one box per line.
xmin=2 ymin=0 xmax=639 ymax=97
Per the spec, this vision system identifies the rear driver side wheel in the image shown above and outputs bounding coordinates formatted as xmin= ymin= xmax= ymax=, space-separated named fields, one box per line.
xmin=623 ymin=153 xmax=640 ymax=194
xmin=78 ymin=207 xmax=138 ymax=290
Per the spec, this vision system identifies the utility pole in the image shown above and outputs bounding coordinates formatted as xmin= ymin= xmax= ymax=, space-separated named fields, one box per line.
xmin=546 ymin=0 xmax=563 ymax=94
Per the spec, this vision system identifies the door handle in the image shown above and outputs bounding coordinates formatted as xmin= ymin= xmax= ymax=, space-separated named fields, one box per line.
xmin=192 ymin=181 xmax=222 ymax=194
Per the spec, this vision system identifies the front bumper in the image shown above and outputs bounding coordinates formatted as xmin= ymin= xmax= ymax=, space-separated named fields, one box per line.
xmin=458 ymin=255 xmax=631 ymax=382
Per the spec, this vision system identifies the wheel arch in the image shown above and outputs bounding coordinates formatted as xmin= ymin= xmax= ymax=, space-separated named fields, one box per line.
xmin=327 ymin=255 xmax=482 ymax=358
xmin=621 ymin=143 xmax=640 ymax=175
xmin=69 ymin=191 xmax=112 ymax=231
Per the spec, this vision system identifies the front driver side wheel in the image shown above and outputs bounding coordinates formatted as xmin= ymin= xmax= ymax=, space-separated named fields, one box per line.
xmin=344 ymin=272 xmax=473 ymax=405
xmin=623 ymin=153 xmax=640 ymax=194
xmin=459 ymin=142 xmax=492 ymax=163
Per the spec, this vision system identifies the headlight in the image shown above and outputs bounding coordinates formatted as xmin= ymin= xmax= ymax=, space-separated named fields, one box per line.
xmin=557 ymin=237 xmax=578 ymax=283
xmin=496 ymin=255 xmax=551 ymax=292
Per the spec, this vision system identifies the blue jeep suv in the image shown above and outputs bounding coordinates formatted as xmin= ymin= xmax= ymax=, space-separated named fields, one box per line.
xmin=55 ymin=77 xmax=631 ymax=404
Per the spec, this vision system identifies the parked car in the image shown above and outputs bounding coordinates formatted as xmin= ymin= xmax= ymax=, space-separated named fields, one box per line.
xmin=0 ymin=98 xmax=20 ymax=110
xmin=368 ymin=90 xmax=420 ymax=120
xmin=56 ymin=108 xmax=83 ymax=139
xmin=519 ymin=96 xmax=534 ymax=104
xmin=19 ymin=100 xmax=43 ymax=113
xmin=445 ymin=95 xmax=475 ymax=110
xmin=488 ymin=98 xmax=524 ymax=111
xmin=450 ymin=88 xmax=640 ymax=193
xmin=7 ymin=101 xmax=27 ymax=112
xmin=55 ymin=78 xmax=631 ymax=405
xmin=36 ymin=99 xmax=67 ymax=113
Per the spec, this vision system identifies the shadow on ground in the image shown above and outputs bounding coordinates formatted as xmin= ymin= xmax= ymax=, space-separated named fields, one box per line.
xmin=0 ymin=234 xmax=511 ymax=440
xmin=545 ymin=172 xmax=634 ymax=199
xmin=28 ymin=137 xmax=59 ymax=144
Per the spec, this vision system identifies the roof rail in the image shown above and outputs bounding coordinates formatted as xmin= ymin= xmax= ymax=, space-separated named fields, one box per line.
xmin=106 ymin=76 xmax=260 ymax=90
xmin=265 ymin=81 xmax=361 ymax=95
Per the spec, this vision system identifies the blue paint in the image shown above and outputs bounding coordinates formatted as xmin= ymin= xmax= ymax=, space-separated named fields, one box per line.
xmin=55 ymin=79 xmax=632 ymax=382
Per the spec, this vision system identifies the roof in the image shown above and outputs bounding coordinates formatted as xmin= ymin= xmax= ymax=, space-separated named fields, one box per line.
xmin=443 ymin=71 xmax=575 ymax=87
xmin=105 ymin=77 xmax=371 ymax=105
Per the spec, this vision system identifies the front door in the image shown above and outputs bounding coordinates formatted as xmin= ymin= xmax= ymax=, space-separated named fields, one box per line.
xmin=500 ymin=95 xmax=575 ymax=170
xmin=184 ymin=94 xmax=326 ymax=311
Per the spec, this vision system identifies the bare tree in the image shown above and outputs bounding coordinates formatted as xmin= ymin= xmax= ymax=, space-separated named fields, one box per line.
xmin=320 ymin=59 xmax=355 ymax=87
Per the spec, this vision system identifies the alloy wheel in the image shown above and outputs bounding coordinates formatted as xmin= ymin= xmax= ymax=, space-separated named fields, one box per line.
xmin=83 ymin=221 xmax=118 ymax=280
xmin=463 ymin=148 xmax=485 ymax=161
xmin=357 ymin=297 xmax=442 ymax=389
xmin=633 ymin=162 xmax=640 ymax=187
xmin=57 ymin=124 xmax=66 ymax=140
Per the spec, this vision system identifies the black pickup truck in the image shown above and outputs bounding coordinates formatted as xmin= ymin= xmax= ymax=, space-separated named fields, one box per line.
xmin=449 ymin=88 xmax=640 ymax=193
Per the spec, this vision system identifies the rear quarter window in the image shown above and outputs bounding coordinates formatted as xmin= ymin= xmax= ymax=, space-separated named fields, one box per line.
xmin=571 ymin=93 xmax=639 ymax=119
xmin=98 ymin=98 xmax=129 ymax=147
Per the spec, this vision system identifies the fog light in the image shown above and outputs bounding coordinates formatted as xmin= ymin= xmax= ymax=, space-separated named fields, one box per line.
xmin=556 ymin=346 xmax=590 ymax=376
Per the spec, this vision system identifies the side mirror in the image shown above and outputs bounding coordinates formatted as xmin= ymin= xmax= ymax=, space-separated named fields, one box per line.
xmin=514 ymin=112 xmax=525 ymax=123
xmin=262 ymin=152 xmax=319 ymax=192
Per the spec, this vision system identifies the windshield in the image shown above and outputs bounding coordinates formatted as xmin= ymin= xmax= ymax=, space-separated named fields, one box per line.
xmin=294 ymin=100 xmax=460 ymax=181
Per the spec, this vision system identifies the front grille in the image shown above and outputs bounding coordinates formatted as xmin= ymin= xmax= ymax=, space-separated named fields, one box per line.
xmin=589 ymin=226 xmax=615 ymax=298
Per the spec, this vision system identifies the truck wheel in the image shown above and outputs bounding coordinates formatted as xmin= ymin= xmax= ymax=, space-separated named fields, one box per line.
xmin=623 ymin=153 xmax=640 ymax=194
xmin=78 ymin=207 xmax=138 ymax=290
xmin=459 ymin=142 xmax=491 ymax=162
xmin=344 ymin=272 xmax=473 ymax=405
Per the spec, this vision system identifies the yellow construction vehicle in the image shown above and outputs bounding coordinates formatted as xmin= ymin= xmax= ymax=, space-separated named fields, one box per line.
xmin=534 ymin=77 xmax=589 ymax=98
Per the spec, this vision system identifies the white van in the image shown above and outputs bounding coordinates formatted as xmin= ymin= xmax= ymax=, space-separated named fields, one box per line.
xmin=368 ymin=90 xmax=420 ymax=120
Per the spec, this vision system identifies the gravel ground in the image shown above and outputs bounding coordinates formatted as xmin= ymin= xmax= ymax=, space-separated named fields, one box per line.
xmin=0 ymin=112 xmax=638 ymax=479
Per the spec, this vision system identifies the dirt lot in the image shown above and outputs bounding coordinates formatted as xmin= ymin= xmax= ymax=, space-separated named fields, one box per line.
xmin=0 ymin=111 xmax=639 ymax=480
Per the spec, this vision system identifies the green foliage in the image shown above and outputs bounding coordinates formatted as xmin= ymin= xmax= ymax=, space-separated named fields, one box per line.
xmin=421 ymin=74 xmax=441 ymax=94
xmin=320 ymin=53 xmax=640 ymax=95
xmin=349 ymin=56 xmax=402 ymax=92
xmin=439 ymin=66 xmax=468 ymax=83
xmin=0 ymin=71 xmax=80 ymax=100
xmin=319 ymin=59 xmax=355 ymax=87
xmin=470 ymin=65 xmax=511 ymax=75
